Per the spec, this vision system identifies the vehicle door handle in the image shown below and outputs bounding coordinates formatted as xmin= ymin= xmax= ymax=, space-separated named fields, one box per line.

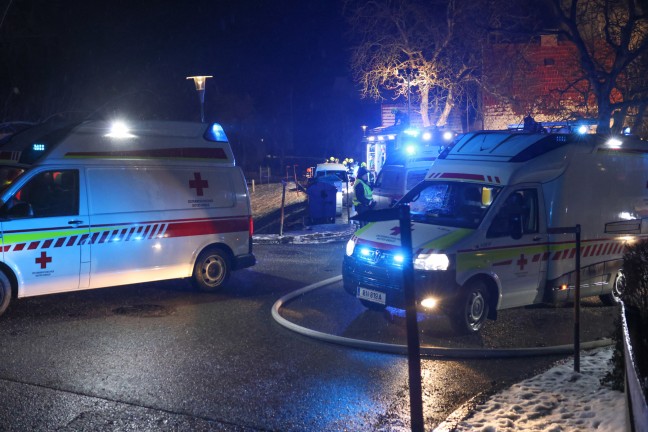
xmin=68 ymin=219 xmax=83 ymax=226
xmin=533 ymin=236 xmax=543 ymax=241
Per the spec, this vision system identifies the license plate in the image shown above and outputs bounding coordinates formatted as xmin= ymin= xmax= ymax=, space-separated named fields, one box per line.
xmin=357 ymin=287 xmax=386 ymax=305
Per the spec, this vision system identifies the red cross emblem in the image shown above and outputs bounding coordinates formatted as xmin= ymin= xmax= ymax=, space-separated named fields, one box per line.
xmin=189 ymin=172 xmax=209 ymax=196
xmin=35 ymin=251 xmax=52 ymax=269
xmin=516 ymin=253 xmax=528 ymax=270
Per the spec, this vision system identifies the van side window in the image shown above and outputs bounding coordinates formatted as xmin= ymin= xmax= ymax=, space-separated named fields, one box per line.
xmin=487 ymin=189 xmax=538 ymax=238
xmin=6 ymin=170 xmax=79 ymax=218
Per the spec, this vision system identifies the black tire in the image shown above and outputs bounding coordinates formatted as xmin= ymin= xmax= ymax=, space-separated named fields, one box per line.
xmin=600 ymin=272 xmax=624 ymax=306
xmin=191 ymin=247 xmax=231 ymax=292
xmin=0 ymin=271 xmax=12 ymax=317
xmin=450 ymin=280 xmax=490 ymax=334
xmin=360 ymin=299 xmax=387 ymax=312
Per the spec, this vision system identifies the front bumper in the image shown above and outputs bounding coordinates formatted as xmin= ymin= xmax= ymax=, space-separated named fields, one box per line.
xmin=342 ymin=255 xmax=459 ymax=310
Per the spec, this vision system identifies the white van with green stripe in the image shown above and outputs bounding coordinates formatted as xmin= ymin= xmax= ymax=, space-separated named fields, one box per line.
xmin=343 ymin=129 xmax=645 ymax=333
xmin=0 ymin=120 xmax=255 ymax=317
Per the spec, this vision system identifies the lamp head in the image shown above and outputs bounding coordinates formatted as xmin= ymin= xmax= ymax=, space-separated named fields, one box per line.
xmin=186 ymin=75 xmax=213 ymax=91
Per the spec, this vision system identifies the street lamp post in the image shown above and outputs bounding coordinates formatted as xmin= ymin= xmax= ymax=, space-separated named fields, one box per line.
xmin=361 ymin=125 xmax=367 ymax=137
xmin=186 ymin=75 xmax=213 ymax=123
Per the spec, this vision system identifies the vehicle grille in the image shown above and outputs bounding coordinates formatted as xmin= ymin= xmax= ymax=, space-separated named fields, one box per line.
xmin=348 ymin=248 xmax=403 ymax=291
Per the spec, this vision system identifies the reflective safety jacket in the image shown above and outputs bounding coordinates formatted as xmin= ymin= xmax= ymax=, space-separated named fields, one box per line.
xmin=353 ymin=179 xmax=373 ymax=207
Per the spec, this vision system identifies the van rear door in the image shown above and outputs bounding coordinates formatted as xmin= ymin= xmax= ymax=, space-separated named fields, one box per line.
xmin=0 ymin=168 xmax=90 ymax=297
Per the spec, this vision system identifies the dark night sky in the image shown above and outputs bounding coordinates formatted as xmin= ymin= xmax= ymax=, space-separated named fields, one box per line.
xmin=0 ymin=0 xmax=379 ymax=163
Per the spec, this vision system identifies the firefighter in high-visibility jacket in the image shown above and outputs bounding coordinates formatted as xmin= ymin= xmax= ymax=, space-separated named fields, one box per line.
xmin=353 ymin=167 xmax=375 ymax=226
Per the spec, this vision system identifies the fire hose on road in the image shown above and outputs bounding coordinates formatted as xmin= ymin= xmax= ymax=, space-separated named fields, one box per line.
xmin=271 ymin=275 xmax=612 ymax=359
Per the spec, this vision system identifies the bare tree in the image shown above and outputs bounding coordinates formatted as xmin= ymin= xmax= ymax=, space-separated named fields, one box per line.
xmin=345 ymin=0 xmax=485 ymax=128
xmin=547 ymin=0 xmax=648 ymax=133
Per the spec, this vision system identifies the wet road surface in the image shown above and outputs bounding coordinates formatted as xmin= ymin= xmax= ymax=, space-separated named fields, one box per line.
xmin=0 ymin=242 xmax=618 ymax=431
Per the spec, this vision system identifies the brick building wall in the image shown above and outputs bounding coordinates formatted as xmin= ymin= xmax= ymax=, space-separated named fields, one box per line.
xmin=380 ymin=103 xmax=463 ymax=131
xmin=482 ymin=35 xmax=594 ymax=130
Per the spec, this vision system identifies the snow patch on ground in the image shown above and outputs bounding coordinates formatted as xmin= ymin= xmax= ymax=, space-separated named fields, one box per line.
xmin=451 ymin=347 xmax=624 ymax=432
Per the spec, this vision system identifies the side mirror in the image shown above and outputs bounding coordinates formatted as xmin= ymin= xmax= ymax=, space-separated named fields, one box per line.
xmin=1 ymin=201 xmax=34 ymax=219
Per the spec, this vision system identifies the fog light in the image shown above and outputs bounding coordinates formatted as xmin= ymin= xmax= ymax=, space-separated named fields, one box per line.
xmin=420 ymin=297 xmax=437 ymax=309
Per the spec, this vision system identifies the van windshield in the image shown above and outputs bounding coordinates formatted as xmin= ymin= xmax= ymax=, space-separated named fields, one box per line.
xmin=0 ymin=165 xmax=25 ymax=192
xmin=402 ymin=181 xmax=502 ymax=229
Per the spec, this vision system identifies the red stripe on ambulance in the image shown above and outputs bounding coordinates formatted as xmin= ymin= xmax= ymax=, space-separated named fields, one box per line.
xmin=165 ymin=217 xmax=249 ymax=238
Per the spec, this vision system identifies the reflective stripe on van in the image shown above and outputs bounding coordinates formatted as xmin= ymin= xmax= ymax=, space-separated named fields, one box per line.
xmin=1 ymin=216 xmax=249 ymax=252
xmin=456 ymin=239 xmax=626 ymax=273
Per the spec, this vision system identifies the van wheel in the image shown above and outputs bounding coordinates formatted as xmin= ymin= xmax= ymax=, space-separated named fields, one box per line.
xmin=0 ymin=272 xmax=12 ymax=317
xmin=192 ymin=248 xmax=231 ymax=292
xmin=450 ymin=280 xmax=489 ymax=334
xmin=600 ymin=272 xmax=624 ymax=306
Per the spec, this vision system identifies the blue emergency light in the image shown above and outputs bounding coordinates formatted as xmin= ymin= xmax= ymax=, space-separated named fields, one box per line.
xmin=32 ymin=143 xmax=46 ymax=151
xmin=205 ymin=123 xmax=228 ymax=142
xmin=404 ymin=128 xmax=420 ymax=137
xmin=405 ymin=145 xmax=417 ymax=156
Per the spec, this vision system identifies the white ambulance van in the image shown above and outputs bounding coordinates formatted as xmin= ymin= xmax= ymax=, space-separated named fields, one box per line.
xmin=343 ymin=130 xmax=646 ymax=333
xmin=0 ymin=120 xmax=255 ymax=317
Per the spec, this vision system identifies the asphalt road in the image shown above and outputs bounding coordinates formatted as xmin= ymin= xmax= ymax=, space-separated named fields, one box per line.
xmin=0 ymin=242 xmax=618 ymax=431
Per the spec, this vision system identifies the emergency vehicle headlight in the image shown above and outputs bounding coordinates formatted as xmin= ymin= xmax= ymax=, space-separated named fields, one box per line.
xmin=345 ymin=239 xmax=356 ymax=256
xmin=606 ymin=138 xmax=623 ymax=148
xmin=422 ymin=132 xmax=432 ymax=141
xmin=413 ymin=253 xmax=449 ymax=271
xmin=577 ymin=125 xmax=588 ymax=134
xmin=443 ymin=131 xmax=454 ymax=141
xmin=420 ymin=297 xmax=438 ymax=309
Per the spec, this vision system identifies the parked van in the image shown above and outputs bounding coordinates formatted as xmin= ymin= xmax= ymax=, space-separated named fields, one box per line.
xmin=372 ymin=161 xmax=431 ymax=210
xmin=343 ymin=130 xmax=644 ymax=333
xmin=0 ymin=120 xmax=255 ymax=317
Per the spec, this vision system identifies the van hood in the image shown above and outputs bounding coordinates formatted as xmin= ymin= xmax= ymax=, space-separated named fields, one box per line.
xmin=353 ymin=221 xmax=473 ymax=253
